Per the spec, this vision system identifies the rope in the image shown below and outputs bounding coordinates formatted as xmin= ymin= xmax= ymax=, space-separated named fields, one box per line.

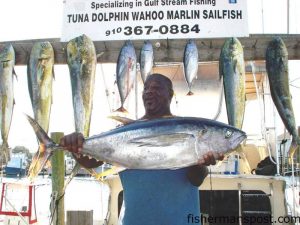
xmin=49 ymin=191 xmax=58 ymax=225
xmin=49 ymin=190 xmax=65 ymax=225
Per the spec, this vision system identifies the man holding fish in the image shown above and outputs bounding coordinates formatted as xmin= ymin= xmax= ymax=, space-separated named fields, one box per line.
xmin=60 ymin=73 xmax=224 ymax=225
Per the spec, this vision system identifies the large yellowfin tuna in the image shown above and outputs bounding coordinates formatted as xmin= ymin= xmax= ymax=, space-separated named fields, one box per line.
xmin=140 ymin=40 xmax=153 ymax=83
xmin=219 ymin=37 xmax=246 ymax=129
xmin=27 ymin=41 xmax=54 ymax=175
xmin=183 ymin=39 xmax=198 ymax=95
xmin=116 ymin=40 xmax=137 ymax=112
xmin=0 ymin=44 xmax=15 ymax=164
xmin=26 ymin=115 xmax=246 ymax=176
xmin=266 ymin=37 xmax=300 ymax=158
xmin=67 ymin=34 xmax=96 ymax=137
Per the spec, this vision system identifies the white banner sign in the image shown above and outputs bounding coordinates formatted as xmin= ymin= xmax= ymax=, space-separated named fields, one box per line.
xmin=61 ymin=0 xmax=249 ymax=41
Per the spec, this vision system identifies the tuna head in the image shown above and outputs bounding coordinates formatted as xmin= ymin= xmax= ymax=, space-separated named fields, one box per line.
xmin=196 ymin=123 xmax=247 ymax=155
xmin=0 ymin=44 xmax=15 ymax=63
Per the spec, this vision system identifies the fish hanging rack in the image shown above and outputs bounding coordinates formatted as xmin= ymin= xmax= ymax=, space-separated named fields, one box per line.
xmin=0 ymin=34 xmax=299 ymax=66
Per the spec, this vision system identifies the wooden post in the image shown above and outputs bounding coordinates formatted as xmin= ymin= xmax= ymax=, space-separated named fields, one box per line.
xmin=51 ymin=132 xmax=65 ymax=225
xmin=67 ymin=211 xmax=93 ymax=225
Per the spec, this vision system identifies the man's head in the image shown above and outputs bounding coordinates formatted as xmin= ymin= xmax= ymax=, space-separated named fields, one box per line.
xmin=142 ymin=74 xmax=174 ymax=118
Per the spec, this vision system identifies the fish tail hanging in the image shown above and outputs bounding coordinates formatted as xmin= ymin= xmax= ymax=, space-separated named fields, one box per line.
xmin=25 ymin=114 xmax=58 ymax=179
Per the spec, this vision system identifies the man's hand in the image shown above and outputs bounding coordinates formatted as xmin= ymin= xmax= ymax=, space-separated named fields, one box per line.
xmin=187 ymin=152 xmax=224 ymax=186
xmin=60 ymin=132 xmax=103 ymax=168
xmin=60 ymin=132 xmax=84 ymax=153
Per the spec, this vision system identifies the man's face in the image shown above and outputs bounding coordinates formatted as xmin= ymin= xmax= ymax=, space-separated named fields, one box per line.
xmin=142 ymin=79 xmax=171 ymax=116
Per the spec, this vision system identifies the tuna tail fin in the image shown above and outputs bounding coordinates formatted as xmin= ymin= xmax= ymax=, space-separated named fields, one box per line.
xmin=28 ymin=146 xmax=52 ymax=180
xmin=0 ymin=141 xmax=11 ymax=165
xmin=25 ymin=114 xmax=56 ymax=180
xmin=26 ymin=114 xmax=55 ymax=146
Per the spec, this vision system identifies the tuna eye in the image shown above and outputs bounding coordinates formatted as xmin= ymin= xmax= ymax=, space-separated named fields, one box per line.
xmin=225 ymin=130 xmax=233 ymax=138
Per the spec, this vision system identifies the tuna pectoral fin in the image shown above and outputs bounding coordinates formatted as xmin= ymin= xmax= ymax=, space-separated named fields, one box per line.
xmin=129 ymin=133 xmax=194 ymax=147
xmin=87 ymin=166 xmax=125 ymax=182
